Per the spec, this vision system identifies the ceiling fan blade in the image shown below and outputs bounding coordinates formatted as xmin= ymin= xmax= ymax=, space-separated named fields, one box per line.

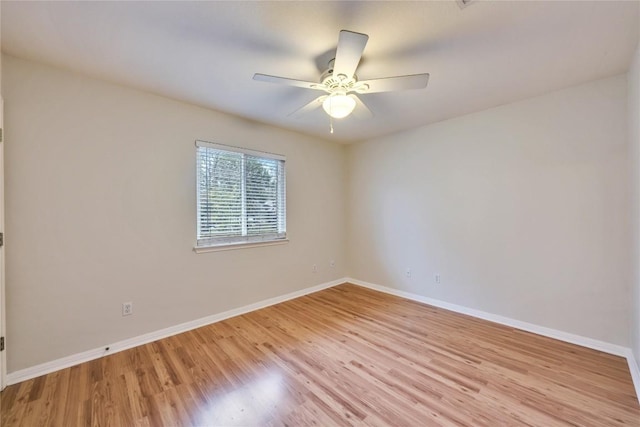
xmin=288 ymin=95 xmax=327 ymax=118
xmin=253 ymin=73 xmax=325 ymax=91
xmin=350 ymin=94 xmax=373 ymax=119
xmin=333 ymin=30 xmax=369 ymax=80
xmin=357 ymin=73 xmax=430 ymax=93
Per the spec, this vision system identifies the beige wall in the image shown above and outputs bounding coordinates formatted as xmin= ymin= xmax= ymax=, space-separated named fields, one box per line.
xmin=3 ymin=52 xmax=636 ymax=375
xmin=0 ymin=2 xmax=6 ymax=388
xmin=2 ymin=55 xmax=347 ymax=372
xmin=347 ymin=75 xmax=631 ymax=346
xmin=630 ymin=36 xmax=640 ymax=368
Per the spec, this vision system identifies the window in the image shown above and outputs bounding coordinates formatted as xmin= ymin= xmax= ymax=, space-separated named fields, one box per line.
xmin=195 ymin=141 xmax=286 ymax=249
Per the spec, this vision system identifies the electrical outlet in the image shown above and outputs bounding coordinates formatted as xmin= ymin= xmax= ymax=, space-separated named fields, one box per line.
xmin=330 ymin=260 xmax=335 ymax=268
xmin=435 ymin=274 xmax=441 ymax=284
xmin=122 ymin=302 xmax=133 ymax=316
xmin=312 ymin=264 xmax=318 ymax=273
xmin=405 ymin=268 xmax=412 ymax=278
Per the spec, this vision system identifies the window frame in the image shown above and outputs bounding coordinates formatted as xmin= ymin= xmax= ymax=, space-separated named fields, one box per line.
xmin=194 ymin=140 xmax=287 ymax=252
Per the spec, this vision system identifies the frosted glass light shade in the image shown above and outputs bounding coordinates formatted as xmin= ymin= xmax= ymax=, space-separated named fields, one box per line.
xmin=322 ymin=94 xmax=356 ymax=119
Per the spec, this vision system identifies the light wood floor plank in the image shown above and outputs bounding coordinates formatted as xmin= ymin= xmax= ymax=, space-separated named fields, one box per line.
xmin=1 ymin=283 xmax=638 ymax=426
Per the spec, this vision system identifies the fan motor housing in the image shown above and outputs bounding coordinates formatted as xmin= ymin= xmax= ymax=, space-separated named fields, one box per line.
xmin=321 ymin=68 xmax=357 ymax=92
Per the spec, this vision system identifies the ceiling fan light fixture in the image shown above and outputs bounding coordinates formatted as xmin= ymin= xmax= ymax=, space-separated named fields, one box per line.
xmin=322 ymin=93 xmax=356 ymax=119
xmin=254 ymin=30 xmax=428 ymax=121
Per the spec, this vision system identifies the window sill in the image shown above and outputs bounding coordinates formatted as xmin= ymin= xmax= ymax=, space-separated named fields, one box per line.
xmin=193 ymin=239 xmax=289 ymax=253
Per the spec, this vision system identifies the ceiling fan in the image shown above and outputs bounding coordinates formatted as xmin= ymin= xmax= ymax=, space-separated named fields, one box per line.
xmin=253 ymin=30 xmax=430 ymax=122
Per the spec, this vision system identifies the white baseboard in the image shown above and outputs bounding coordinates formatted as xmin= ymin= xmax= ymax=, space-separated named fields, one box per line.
xmin=346 ymin=277 xmax=640 ymax=403
xmin=8 ymin=276 xmax=640 ymax=405
xmin=626 ymin=351 xmax=640 ymax=404
xmin=6 ymin=278 xmax=346 ymax=386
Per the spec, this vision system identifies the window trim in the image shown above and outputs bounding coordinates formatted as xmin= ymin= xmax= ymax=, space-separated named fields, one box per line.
xmin=194 ymin=140 xmax=287 ymax=252
xmin=193 ymin=238 xmax=289 ymax=253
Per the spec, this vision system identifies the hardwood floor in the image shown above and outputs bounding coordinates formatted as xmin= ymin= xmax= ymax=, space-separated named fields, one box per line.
xmin=1 ymin=283 xmax=639 ymax=426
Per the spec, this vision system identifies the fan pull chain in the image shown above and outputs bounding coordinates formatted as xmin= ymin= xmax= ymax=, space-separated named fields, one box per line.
xmin=330 ymin=116 xmax=334 ymax=134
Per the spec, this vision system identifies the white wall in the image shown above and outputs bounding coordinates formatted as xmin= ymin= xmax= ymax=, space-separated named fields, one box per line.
xmin=347 ymin=75 xmax=630 ymax=346
xmin=630 ymin=36 xmax=640 ymax=368
xmin=2 ymin=55 xmax=347 ymax=372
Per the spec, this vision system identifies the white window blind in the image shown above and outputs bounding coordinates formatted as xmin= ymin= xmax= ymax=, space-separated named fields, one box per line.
xmin=196 ymin=141 xmax=286 ymax=248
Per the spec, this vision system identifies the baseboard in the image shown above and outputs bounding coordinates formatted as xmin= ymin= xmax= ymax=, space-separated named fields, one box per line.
xmin=6 ymin=277 xmax=346 ymax=386
xmin=626 ymin=350 xmax=640 ymax=404
xmin=346 ymin=277 xmax=640 ymax=403
xmin=8 ymin=277 xmax=640 ymax=405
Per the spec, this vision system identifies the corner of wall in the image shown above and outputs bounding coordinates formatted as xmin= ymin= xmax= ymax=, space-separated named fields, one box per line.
xmin=343 ymin=143 xmax=354 ymax=278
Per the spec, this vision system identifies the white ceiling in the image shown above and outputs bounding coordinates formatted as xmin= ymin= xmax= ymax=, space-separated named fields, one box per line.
xmin=2 ymin=1 xmax=639 ymax=143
